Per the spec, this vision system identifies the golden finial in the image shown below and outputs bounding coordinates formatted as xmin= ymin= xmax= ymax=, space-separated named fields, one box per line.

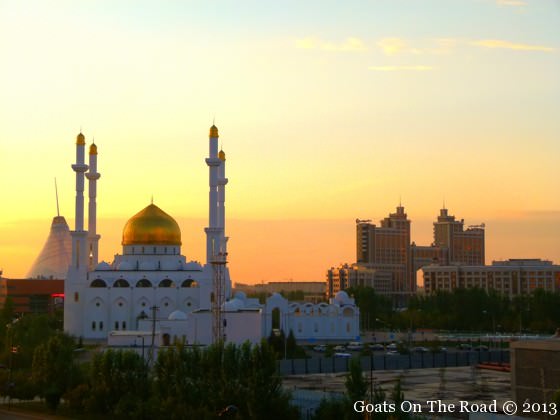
xmin=218 ymin=149 xmax=226 ymax=161
xmin=89 ymin=139 xmax=97 ymax=155
xmin=76 ymin=131 xmax=85 ymax=145
xmin=209 ymin=124 xmax=219 ymax=138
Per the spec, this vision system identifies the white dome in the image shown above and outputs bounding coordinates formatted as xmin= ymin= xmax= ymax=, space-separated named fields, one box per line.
xmin=234 ymin=291 xmax=247 ymax=302
xmin=224 ymin=298 xmax=244 ymax=312
xmin=117 ymin=261 xmax=133 ymax=271
xmin=139 ymin=261 xmax=156 ymax=270
xmin=168 ymin=310 xmax=188 ymax=321
xmin=95 ymin=261 xmax=111 ymax=271
xmin=334 ymin=291 xmax=351 ymax=305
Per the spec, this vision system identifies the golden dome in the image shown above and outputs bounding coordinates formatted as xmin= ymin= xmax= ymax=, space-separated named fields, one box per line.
xmin=76 ymin=132 xmax=85 ymax=145
xmin=209 ymin=125 xmax=219 ymax=138
xmin=89 ymin=143 xmax=97 ymax=155
xmin=122 ymin=204 xmax=181 ymax=246
xmin=218 ymin=149 xmax=226 ymax=161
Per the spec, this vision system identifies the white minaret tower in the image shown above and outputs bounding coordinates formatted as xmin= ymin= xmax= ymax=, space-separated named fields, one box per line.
xmin=65 ymin=131 xmax=90 ymax=337
xmin=217 ymin=148 xmax=228 ymax=253
xmin=86 ymin=141 xmax=101 ymax=270
xmin=205 ymin=124 xmax=222 ymax=263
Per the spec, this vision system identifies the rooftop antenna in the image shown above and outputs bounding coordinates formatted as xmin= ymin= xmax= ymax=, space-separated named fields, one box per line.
xmin=54 ymin=178 xmax=60 ymax=217
xmin=443 ymin=195 xmax=446 ymax=210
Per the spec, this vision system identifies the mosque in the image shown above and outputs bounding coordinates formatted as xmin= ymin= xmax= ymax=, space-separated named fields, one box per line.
xmin=64 ymin=125 xmax=360 ymax=345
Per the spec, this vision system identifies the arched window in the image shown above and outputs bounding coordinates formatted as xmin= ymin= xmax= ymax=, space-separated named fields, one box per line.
xmin=136 ymin=279 xmax=152 ymax=288
xmin=90 ymin=279 xmax=107 ymax=288
xmin=272 ymin=308 xmax=281 ymax=330
xmin=181 ymin=279 xmax=198 ymax=288
xmin=113 ymin=279 xmax=130 ymax=288
xmin=162 ymin=333 xmax=171 ymax=346
xmin=159 ymin=279 xmax=175 ymax=288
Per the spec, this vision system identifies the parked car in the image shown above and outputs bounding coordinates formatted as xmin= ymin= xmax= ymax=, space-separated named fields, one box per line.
xmin=386 ymin=343 xmax=398 ymax=351
xmin=411 ymin=346 xmax=430 ymax=353
xmin=313 ymin=345 xmax=326 ymax=352
xmin=333 ymin=345 xmax=346 ymax=351
xmin=458 ymin=344 xmax=472 ymax=351
xmin=369 ymin=343 xmax=385 ymax=351
xmin=334 ymin=352 xmax=352 ymax=358
xmin=347 ymin=341 xmax=363 ymax=351
xmin=385 ymin=350 xmax=399 ymax=356
xmin=474 ymin=345 xmax=489 ymax=351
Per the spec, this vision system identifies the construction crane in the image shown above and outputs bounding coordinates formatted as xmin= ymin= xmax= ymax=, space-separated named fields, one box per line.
xmin=211 ymin=250 xmax=228 ymax=344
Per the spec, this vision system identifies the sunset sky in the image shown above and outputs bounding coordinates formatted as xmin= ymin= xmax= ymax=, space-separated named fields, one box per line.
xmin=1 ymin=0 xmax=559 ymax=283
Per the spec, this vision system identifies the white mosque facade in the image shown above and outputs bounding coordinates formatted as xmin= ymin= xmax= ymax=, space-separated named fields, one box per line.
xmin=64 ymin=126 xmax=360 ymax=345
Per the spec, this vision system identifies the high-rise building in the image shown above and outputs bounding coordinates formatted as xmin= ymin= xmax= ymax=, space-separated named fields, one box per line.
xmin=328 ymin=205 xmax=486 ymax=300
xmin=353 ymin=205 xmax=412 ymax=296
xmin=433 ymin=208 xmax=485 ymax=265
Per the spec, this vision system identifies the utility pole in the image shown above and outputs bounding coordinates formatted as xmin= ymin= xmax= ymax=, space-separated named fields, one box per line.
xmin=149 ymin=305 xmax=159 ymax=363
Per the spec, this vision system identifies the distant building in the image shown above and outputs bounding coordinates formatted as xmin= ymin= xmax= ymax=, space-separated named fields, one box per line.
xmin=0 ymin=277 xmax=64 ymax=313
xmin=27 ymin=215 xmax=72 ymax=280
xmin=355 ymin=205 xmax=412 ymax=294
xmin=422 ymin=259 xmax=560 ymax=296
xmin=326 ymin=264 xmax=392 ymax=297
xmin=234 ymin=281 xmax=325 ymax=296
xmin=433 ymin=208 xmax=485 ymax=265
xmin=329 ymin=205 xmax=485 ymax=299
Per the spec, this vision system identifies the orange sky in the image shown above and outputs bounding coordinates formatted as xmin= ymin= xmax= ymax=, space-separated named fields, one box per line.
xmin=1 ymin=1 xmax=559 ymax=282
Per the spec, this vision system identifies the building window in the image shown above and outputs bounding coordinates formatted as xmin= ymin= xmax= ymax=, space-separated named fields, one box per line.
xmin=115 ymin=321 xmax=119 ymax=330
xmin=100 ymin=321 xmax=104 ymax=331
xmin=92 ymin=321 xmax=96 ymax=331
xmin=122 ymin=321 xmax=127 ymax=330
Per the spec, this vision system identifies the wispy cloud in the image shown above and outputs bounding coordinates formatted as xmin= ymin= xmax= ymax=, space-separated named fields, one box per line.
xmin=496 ymin=0 xmax=527 ymax=6
xmin=295 ymin=37 xmax=367 ymax=52
xmin=377 ymin=38 xmax=407 ymax=55
xmin=368 ymin=65 xmax=434 ymax=72
xmin=472 ymin=39 xmax=555 ymax=52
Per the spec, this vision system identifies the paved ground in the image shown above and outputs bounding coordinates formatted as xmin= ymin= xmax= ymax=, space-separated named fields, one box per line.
xmin=283 ymin=366 xmax=512 ymax=409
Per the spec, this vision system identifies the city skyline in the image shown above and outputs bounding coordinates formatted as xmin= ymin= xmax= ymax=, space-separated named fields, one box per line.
xmin=1 ymin=0 xmax=559 ymax=282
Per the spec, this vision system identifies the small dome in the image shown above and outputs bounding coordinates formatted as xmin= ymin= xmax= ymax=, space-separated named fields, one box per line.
xmin=218 ymin=150 xmax=226 ymax=161
xmin=95 ymin=261 xmax=111 ymax=271
xmin=122 ymin=204 xmax=181 ymax=246
xmin=209 ymin=125 xmax=219 ymax=138
xmin=89 ymin=143 xmax=97 ymax=155
xmin=117 ymin=261 xmax=134 ymax=271
xmin=334 ymin=291 xmax=351 ymax=305
xmin=76 ymin=132 xmax=85 ymax=145
xmin=234 ymin=291 xmax=247 ymax=302
xmin=224 ymin=298 xmax=244 ymax=312
xmin=168 ymin=310 xmax=188 ymax=321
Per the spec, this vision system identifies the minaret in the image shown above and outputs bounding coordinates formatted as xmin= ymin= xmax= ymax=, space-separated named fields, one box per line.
xmin=217 ymin=149 xmax=228 ymax=253
xmin=205 ymin=125 xmax=222 ymax=262
xmin=86 ymin=141 xmax=101 ymax=270
xmin=70 ymin=132 xmax=89 ymax=270
xmin=65 ymin=131 xmax=90 ymax=337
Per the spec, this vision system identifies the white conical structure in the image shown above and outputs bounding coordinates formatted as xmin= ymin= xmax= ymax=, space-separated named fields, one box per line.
xmin=27 ymin=215 xmax=72 ymax=279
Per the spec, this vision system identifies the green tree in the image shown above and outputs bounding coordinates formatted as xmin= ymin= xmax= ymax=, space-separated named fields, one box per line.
xmin=32 ymin=333 xmax=77 ymax=411
xmin=345 ymin=357 xmax=367 ymax=403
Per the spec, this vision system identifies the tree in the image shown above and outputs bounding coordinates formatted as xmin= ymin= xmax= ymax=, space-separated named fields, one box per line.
xmin=345 ymin=357 xmax=367 ymax=403
xmin=32 ymin=333 xmax=77 ymax=411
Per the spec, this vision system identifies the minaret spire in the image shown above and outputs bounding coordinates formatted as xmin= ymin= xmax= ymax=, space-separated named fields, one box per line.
xmin=86 ymin=140 xmax=101 ymax=269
